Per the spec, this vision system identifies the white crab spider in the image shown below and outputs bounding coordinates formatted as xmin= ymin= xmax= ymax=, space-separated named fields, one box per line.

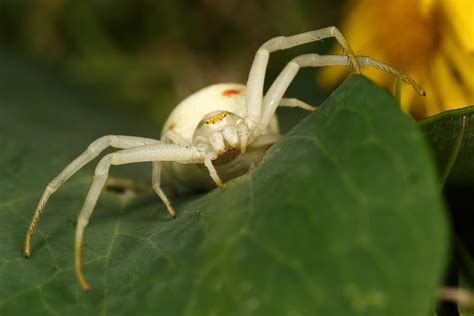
xmin=23 ymin=27 xmax=425 ymax=291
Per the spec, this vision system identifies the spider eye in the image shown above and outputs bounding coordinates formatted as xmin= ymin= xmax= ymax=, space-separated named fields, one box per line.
xmin=201 ymin=111 xmax=229 ymax=125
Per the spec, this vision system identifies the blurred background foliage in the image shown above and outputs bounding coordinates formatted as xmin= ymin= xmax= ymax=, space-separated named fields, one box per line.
xmin=0 ymin=0 xmax=346 ymax=127
xmin=0 ymin=0 xmax=471 ymax=125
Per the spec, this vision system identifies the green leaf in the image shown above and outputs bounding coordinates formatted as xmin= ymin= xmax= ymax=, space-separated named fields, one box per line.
xmin=420 ymin=106 xmax=474 ymax=187
xmin=0 ymin=53 xmax=448 ymax=315
xmin=420 ymin=107 xmax=474 ymax=315
xmin=419 ymin=107 xmax=474 ymax=261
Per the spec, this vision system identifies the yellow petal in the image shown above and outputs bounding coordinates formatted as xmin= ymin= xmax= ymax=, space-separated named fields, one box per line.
xmin=362 ymin=67 xmax=394 ymax=89
xmin=441 ymin=0 xmax=474 ymax=52
xmin=318 ymin=64 xmax=351 ymax=88
xmin=422 ymin=77 xmax=443 ymax=116
xmin=431 ymin=52 xmax=469 ymax=111
xmin=419 ymin=0 xmax=438 ymax=17
xmin=400 ymin=79 xmax=417 ymax=113
xmin=441 ymin=28 xmax=474 ymax=98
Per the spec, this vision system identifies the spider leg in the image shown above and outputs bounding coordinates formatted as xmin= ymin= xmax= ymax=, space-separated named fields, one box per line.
xmin=260 ymin=54 xmax=425 ymax=127
xmin=74 ymin=143 xmax=202 ymax=291
xmin=161 ymin=130 xmax=191 ymax=146
xmin=246 ymin=26 xmax=359 ymax=124
xmin=248 ymin=133 xmax=283 ymax=149
xmin=152 ymin=162 xmax=175 ymax=218
xmin=24 ymin=135 xmax=161 ymax=258
xmin=279 ymin=98 xmax=317 ymax=112
xmin=356 ymin=56 xmax=426 ymax=96
xmin=204 ymin=158 xmax=222 ymax=186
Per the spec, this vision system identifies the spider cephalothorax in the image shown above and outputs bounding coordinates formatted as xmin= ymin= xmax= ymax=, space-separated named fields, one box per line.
xmin=23 ymin=27 xmax=425 ymax=291
xmin=193 ymin=110 xmax=247 ymax=154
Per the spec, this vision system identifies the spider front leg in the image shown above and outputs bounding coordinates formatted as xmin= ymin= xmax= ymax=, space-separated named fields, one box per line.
xmin=246 ymin=26 xmax=359 ymax=124
xmin=259 ymin=54 xmax=426 ymax=127
xmin=24 ymin=135 xmax=161 ymax=258
xmin=74 ymin=143 xmax=202 ymax=291
xmin=152 ymin=162 xmax=175 ymax=218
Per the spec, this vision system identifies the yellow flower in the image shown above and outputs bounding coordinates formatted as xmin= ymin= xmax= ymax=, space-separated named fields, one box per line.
xmin=319 ymin=0 xmax=474 ymax=118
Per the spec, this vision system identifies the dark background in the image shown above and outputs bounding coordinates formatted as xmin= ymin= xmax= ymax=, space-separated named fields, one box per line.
xmin=0 ymin=0 xmax=347 ymax=130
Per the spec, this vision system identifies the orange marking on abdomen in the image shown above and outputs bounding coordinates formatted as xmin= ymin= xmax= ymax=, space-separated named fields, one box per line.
xmin=167 ymin=123 xmax=176 ymax=131
xmin=222 ymin=89 xmax=241 ymax=96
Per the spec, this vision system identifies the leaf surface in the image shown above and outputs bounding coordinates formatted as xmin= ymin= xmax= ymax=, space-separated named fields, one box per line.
xmin=420 ymin=106 xmax=474 ymax=187
xmin=420 ymin=106 xmax=474 ymax=315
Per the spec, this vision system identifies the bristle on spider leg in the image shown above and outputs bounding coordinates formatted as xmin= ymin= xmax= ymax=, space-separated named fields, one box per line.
xmin=371 ymin=60 xmax=426 ymax=97
xmin=402 ymin=74 xmax=426 ymax=96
